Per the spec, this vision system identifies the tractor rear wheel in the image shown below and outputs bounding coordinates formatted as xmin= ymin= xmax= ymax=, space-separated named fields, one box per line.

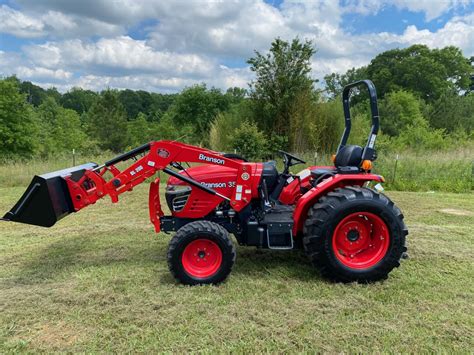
xmin=167 ymin=221 xmax=236 ymax=285
xmin=303 ymin=186 xmax=408 ymax=283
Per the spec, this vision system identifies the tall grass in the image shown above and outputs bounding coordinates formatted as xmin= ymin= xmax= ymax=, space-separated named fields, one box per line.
xmin=374 ymin=148 xmax=473 ymax=192
xmin=0 ymin=152 xmax=111 ymax=188
xmin=0 ymin=147 xmax=472 ymax=192
xmin=285 ymin=147 xmax=473 ymax=193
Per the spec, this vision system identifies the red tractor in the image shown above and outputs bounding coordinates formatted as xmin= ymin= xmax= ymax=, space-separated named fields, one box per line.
xmin=3 ymin=80 xmax=408 ymax=285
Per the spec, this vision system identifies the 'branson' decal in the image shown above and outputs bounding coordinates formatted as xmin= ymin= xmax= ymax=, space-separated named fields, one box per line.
xmin=198 ymin=153 xmax=225 ymax=165
xmin=201 ymin=182 xmax=228 ymax=188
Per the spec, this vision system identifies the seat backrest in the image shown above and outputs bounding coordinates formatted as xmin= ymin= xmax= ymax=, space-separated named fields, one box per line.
xmin=334 ymin=145 xmax=363 ymax=167
xmin=261 ymin=161 xmax=279 ymax=192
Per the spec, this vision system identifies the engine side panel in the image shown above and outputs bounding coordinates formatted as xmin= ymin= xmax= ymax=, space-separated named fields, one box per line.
xmin=166 ymin=165 xmax=239 ymax=218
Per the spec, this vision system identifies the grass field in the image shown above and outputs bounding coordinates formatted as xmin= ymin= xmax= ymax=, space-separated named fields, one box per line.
xmin=1 ymin=145 xmax=473 ymax=192
xmin=0 ymin=184 xmax=473 ymax=352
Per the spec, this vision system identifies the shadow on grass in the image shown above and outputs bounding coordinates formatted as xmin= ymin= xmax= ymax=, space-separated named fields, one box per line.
xmin=6 ymin=233 xmax=323 ymax=286
xmin=5 ymin=234 xmax=159 ymax=285
xmin=232 ymin=248 xmax=321 ymax=283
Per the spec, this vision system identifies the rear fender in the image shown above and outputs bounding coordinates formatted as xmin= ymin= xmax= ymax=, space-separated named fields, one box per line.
xmin=292 ymin=173 xmax=384 ymax=235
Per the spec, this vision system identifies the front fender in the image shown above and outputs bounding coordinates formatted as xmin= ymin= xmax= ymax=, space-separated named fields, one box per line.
xmin=292 ymin=173 xmax=384 ymax=234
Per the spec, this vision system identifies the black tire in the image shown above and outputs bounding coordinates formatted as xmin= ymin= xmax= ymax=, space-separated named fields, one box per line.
xmin=303 ymin=186 xmax=408 ymax=283
xmin=167 ymin=221 xmax=236 ymax=285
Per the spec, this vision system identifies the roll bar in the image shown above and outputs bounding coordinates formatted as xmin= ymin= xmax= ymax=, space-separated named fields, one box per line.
xmin=338 ymin=79 xmax=379 ymax=161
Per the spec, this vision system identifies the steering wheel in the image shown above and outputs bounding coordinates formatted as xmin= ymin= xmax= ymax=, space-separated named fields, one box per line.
xmin=278 ymin=150 xmax=306 ymax=173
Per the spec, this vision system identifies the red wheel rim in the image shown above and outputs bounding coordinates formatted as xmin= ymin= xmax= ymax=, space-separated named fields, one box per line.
xmin=181 ymin=239 xmax=223 ymax=278
xmin=332 ymin=212 xmax=390 ymax=269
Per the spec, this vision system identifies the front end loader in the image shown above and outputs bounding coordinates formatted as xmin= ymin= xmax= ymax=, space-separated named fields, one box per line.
xmin=2 ymin=80 xmax=408 ymax=285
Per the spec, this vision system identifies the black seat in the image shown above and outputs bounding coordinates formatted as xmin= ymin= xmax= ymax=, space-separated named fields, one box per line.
xmin=311 ymin=145 xmax=363 ymax=181
xmin=334 ymin=145 xmax=363 ymax=168
xmin=261 ymin=161 xmax=279 ymax=193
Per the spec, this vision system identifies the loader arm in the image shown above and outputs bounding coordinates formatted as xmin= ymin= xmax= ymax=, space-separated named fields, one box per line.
xmin=67 ymin=141 xmax=253 ymax=210
xmin=3 ymin=140 xmax=258 ymax=228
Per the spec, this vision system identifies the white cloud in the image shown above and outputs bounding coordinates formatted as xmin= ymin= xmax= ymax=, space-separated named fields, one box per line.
xmin=147 ymin=1 xmax=290 ymax=58
xmin=14 ymin=67 xmax=73 ymax=81
xmin=15 ymin=0 xmax=154 ymax=26
xmin=72 ymin=66 xmax=252 ymax=93
xmin=0 ymin=4 xmax=123 ymax=39
xmin=0 ymin=5 xmax=45 ymax=38
xmin=343 ymin=0 xmax=470 ymax=21
xmin=1 ymin=0 xmax=473 ymax=93
xmin=397 ymin=14 xmax=474 ymax=54
xmin=23 ymin=36 xmax=216 ymax=78
xmin=391 ymin=0 xmax=470 ymax=21
xmin=2 ymin=35 xmax=252 ymax=91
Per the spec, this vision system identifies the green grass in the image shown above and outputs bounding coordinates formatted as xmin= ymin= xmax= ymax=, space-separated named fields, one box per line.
xmin=299 ymin=147 xmax=474 ymax=193
xmin=1 ymin=146 xmax=473 ymax=192
xmin=0 ymin=185 xmax=473 ymax=352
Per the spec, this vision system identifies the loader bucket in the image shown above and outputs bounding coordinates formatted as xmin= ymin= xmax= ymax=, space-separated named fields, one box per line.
xmin=2 ymin=163 xmax=97 ymax=227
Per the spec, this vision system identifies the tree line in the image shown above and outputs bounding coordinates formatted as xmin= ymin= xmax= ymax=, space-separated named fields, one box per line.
xmin=1 ymin=39 xmax=473 ymax=161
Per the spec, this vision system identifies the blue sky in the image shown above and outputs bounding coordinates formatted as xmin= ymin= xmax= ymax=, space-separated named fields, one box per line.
xmin=0 ymin=0 xmax=473 ymax=92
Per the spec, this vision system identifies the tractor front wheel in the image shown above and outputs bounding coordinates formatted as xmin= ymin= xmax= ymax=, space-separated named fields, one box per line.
xmin=167 ymin=221 xmax=236 ymax=285
xmin=303 ymin=186 xmax=408 ymax=283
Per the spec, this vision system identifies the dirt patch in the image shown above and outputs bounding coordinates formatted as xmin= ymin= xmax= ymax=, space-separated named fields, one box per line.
xmin=27 ymin=321 xmax=82 ymax=349
xmin=439 ymin=208 xmax=474 ymax=216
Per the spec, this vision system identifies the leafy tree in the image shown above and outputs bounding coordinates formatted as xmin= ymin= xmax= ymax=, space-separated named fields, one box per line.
xmin=119 ymin=89 xmax=144 ymax=120
xmin=247 ymin=38 xmax=316 ymax=137
xmin=144 ymin=93 xmax=174 ymax=122
xmin=379 ymin=90 xmax=427 ymax=137
xmin=428 ymin=91 xmax=474 ymax=133
xmin=60 ymin=87 xmax=98 ymax=115
xmin=288 ymin=89 xmax=319 ymax=152
xmin=45 ymin=87 xmax=62 ymax=102
xmin=324 ymin=67 xmax=368 ymax=99
xmin=128 ymin=112 xmax=154 ymax=147
xmin=166 ymin=84 xmax=230 ymax=141
xmin=385 ymin=121 xmax=448 ymax=152
xmin=209 ymin=101 xmax=254 ymax=152
xmin=19 ymin=80 xmax=48 ymax=106
xmin=85 ymin=90 xmax=130 ymax=152
xmin=0 ymin=79 xmax=37 ymax=157
xmin=135 ymin=90 xmax=155 ymax=119
xmin=35 ymin=97 xmax=87 ymax=155
xmin=231 ymin=121 xmax=268 ymax=160
xmin=366 ymin=45 xmax=471 ymax=102
xmin=470 ymin=56 xmax=474 ymax=93
xmin=312 ymin=99 xmax=344 ymax=152
xmin=150 ymin=112 xmax=194 ymax=142
xmin=150 ymin=92 xmax=179 ymax=112
xmin=226 ymin=87 xmax=247 ymax=104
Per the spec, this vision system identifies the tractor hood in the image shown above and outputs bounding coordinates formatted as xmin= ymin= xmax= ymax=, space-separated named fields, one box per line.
xmin=167 ymin=165 xmax=238 ymax=188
